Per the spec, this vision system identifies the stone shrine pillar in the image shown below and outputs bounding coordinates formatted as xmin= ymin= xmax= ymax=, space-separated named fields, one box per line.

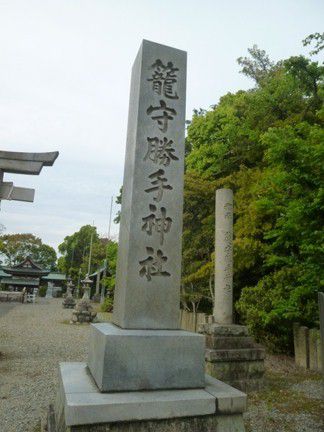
xmin=200 ymin=188 xmax=265 ymax=393
xmin=56 ymin=41 xmax=247 ymax=432
xmin=214 ymin=189 xmax=233 ymax=324
xmin=100 ymin=266 xmax=107 ymax=303
xmin=319 ymin=292 xmax=324 ymax=374
xmin=46 ymin=281 xmax=54 ymax=299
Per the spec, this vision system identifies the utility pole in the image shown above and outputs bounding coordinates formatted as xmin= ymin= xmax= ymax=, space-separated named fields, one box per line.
xmin=87 ymin=222 xmax=94 ymax=275
xmin=108 ymin=196 xmax=113 ymax=240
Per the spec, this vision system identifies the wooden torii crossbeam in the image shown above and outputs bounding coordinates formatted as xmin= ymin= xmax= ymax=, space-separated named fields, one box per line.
xmin=0 ymin=150 xmax=59 ymax=203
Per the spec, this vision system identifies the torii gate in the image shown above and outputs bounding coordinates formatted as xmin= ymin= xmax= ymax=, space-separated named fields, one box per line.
xmin=0 ymin=150 xmax=59 ymax=204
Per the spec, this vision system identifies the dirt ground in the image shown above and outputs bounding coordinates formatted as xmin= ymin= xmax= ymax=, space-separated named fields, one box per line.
xmin=0 ymin=299 xmax=323 ymax=432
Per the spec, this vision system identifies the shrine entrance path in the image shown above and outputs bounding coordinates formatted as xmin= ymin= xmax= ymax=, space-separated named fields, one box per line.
xmin=0 ymin=303 xmax=17 ymax=319
xmin=0 ymin=298 xmax=103 ymax=432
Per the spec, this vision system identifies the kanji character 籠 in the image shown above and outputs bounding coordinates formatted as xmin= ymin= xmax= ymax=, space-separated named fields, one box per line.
xmin=147 ymin=59 xmax=179 ymax=99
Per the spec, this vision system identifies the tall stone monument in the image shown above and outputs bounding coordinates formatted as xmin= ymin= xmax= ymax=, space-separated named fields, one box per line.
xmin=200 ymin=188 xmax=265 ymax=392
xmin=56 ymin=40 xmax=246 ymax=432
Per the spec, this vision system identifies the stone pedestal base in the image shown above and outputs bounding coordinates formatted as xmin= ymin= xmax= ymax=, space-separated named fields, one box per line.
xmin=199 ymin=321 xmax=265 ymax=392
xmin=88 ymin=323 xmax=205 ymax=392
xmin=55 ymin=363 xmax=246 ymax=432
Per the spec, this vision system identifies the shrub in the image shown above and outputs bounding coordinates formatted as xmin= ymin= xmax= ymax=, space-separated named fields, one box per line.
xmin=38 ymin=286 xmax=47 ymax=297
xmin=101 ymin=297 xmax=113 ymax=312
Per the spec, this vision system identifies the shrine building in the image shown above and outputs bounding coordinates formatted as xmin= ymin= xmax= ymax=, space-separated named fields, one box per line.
xmin=0 ymin=257 xmax=66 ymax=294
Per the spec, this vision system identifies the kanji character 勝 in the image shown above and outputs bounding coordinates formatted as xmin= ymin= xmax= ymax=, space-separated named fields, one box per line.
xmin=146 ymin=100 xmax=177 ymax=133
xmin=139 ymin=247 xmax=171 ymax=281
xmin=141 ymin=204 xmax=172 ymax=245
xmin=144 ymin=169 xmax=173 ymax=202
xmin=144 ymin=137 xmax=179 ymax=166
xmin=147 ymin=59 xmax=179 ymax=99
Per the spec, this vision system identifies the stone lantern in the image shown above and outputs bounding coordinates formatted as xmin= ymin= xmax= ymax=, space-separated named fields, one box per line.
xmin=81 ymin=274 xmax=92 ymax=300
xmin=71 ymin=274 xmax=97 ymax=324
xmin=62 ymin=278 xmax=76 ymax=309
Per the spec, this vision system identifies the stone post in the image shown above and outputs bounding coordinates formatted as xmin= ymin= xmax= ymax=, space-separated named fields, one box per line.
xmin=199 ymin=188 xmax=265 ymax=392
xmin=319 ymin=292 xmax=324 ymax=373
xmin=46 ymin=281 xmax=54 ymax=299
xmin=213 ymin=188 xmax=233 ymax=324
xmin=95 ymin=273 xmax=100 ymax=295
xmin=100 ymin=267 xmax=107 ymax=303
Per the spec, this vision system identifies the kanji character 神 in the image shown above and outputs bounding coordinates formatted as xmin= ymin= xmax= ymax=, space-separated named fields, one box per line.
xmin=141 ymin=204 xmax=172 ymax=245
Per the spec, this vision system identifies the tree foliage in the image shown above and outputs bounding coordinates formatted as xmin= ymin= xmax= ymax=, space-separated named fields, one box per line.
xmin=0 ymin=233 xmax=57 ymax=269
xmin=57 ymin=225 xmax=118 ymax=289
xmin=183 ymin=36 xmax=324 ymax=352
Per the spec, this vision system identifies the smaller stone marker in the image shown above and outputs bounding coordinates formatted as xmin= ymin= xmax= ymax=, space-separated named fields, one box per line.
xmin=214 ymin=188 xmax=233 ymax=324
xmin=319 ymin=292 xmax=324 ymax=373
xmin=200 ymin=188 xmax=265 ymax=392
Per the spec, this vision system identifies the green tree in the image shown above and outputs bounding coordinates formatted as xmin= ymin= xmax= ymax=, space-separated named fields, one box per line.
xmin=183 ymin=38 xmax=324 ymax=352
xmin=58 ymin=225 xmax=99 ymax=281
xmin=181 ymin=171 xmax=216 ymax=312
xmin=0 ymin=233 xmax=57 ymax=269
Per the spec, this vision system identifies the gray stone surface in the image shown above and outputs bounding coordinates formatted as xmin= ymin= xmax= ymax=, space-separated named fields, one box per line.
xmin=56 ymin=362 xmax=246 ymax=430
xmin=203 ymin=323 xmax=265 ymax=392
xmin=87 ymin=322 xmax=205 ymax=392
xmin=68 ymin=414 xmax=245 ymax=432
xmin=205 ymin=335 xmax=256 ymax=350
xmin=205 ymin=375 xmax=247 ymax=414
xmin=46 ymin=282 xmax=54 ymax=299
xmin=200 ymin=323 xmax=249 ymax=337
xmin=0 ymin=182 xmax=35 ymax=202
xmin=294 ymin=323 xmax=310 ymax=368
xmin=309 ymin=328 xmax=321 ymax=371
xmin=319 ymin=292 xmax=324 ymax=373
xmin=0 ymin=150 xmax=58 ymax=205
xmin=113 ymin=40 xmax=187 ymax=330
xmin=206 ymin=348 xmax=265 ymax=362
xmin=206 ymin=360 xmax=265 ymax=381
xmin=214 ymin=189 xmax=233 ymax=324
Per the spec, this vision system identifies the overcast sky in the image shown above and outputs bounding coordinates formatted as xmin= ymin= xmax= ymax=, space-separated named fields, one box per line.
xmin=0 ymin=0 xmax=322 ymax=251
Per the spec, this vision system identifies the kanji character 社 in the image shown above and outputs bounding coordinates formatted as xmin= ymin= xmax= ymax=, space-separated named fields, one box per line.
xmin=139 ymin=247 xmax=171 ymax=281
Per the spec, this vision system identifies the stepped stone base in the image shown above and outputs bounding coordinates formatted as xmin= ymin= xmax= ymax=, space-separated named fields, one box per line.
xmin=199 ymin=321 xmax=265 ymax=393
xmin=55 ymin=363 xmax=246 ymax=432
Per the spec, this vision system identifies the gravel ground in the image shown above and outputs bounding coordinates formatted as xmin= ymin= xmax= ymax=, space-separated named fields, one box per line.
xmin=244 ymin=356 xmax=324 ymax=432
xmin=0 ymin=299 xmax=90 ymax=432
xmin=0 ymin=299 xmax=323 ymax=432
